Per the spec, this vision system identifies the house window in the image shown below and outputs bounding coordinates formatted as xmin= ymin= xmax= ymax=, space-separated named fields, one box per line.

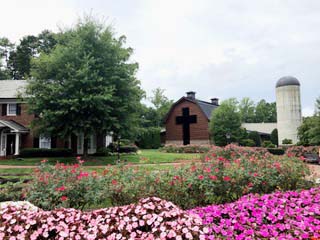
xmin=39 ymin=135 xmax=51 ymax=149
xmin=7 ymin=104 xmax=17 ymax=116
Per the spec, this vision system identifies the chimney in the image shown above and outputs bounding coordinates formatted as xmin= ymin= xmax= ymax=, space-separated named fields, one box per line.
xmin=211 ymin=98 xmax=219 ymax=105
xmin=186 ymin=91 xmax=196 ymax=100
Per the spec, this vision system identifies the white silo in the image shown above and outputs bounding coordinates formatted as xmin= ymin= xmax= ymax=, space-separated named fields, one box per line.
xmin=275 ymin=76 xmax=302 ymax=145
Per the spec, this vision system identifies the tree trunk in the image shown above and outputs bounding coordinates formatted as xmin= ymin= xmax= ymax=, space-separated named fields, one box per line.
xmin=83 ymin=134 xmax=89 ymax=158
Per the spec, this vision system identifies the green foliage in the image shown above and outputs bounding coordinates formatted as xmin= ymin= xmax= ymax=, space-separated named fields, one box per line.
xmin=0 ymin=181 xmax=25 ymax=202
xmin=25 ymin=18 xmax=143 ymax=155
xmin=27 ymin=161 xmax=106 ymax=210
xmin=254 ymin=100 xmax=277 ymax=123
xmin=136 ymin=127 xmax=161 ymax=149
xmin=210 ymin=98 xmax=242 ymax=146
xmin=282 ymin=138 xmax=293 ymax=145
xmin=248 ymin=131 xmax=261 ymax=147
xmin=238 ymin=98 xmax=277 ymax=123
xmin=22 ymin=146 xmax=311 ymax=210
xmin=238 ymin=97 xmax=255 ymax=122
xmin=271 ymin=128 xmax=279 ymax=146
xmin=240 ymin=139 xmax=256 ymax=147
xmin=267 ymin=148 xmax=285 ymax=155
xmin=19 ymin=148 xmax=73 ymax=157
xmin=262 ymin=140 xmax=275 ymax=148
xmin=139 ymin=88 xmax=173 ymax=128
xmin=298 ymin=115 xmax=320 ymax=146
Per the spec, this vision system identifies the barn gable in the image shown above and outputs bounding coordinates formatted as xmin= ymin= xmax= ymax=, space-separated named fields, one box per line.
xmin=165 ymin=92 xmax=219 ymax=145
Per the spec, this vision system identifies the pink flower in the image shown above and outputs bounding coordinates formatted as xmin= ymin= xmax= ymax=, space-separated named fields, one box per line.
xmin=56 ymin=185 xmax=66 ymax=191
xmin=209 ymin=175 xmax=217 ymax=181
xmin=223 ymin=176 xmax=231 ymax=181
xmin=61 ymin=196 xmax=68 ymax=201
xmin=198 ymin=175 xmax=204 ymax=180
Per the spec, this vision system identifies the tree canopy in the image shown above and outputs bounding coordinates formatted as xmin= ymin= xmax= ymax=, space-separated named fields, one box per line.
xmin=209 ymin=98 xmax=243 ymax=146
xmin=297 ymin=96 xmax=320 ymax=146
xmin=26 ymin=18 xmax=143 ymax=155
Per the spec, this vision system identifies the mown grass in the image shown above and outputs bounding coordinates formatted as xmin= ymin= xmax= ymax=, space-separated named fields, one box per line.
xmin=0 ymin=149 xmax=200 ymax=166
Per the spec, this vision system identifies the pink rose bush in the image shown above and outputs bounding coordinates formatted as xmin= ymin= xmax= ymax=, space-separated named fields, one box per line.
xmin=0 ymin=197 xmax=207 ymax=239
xmin=286 ymin=146 xmax=320 ymax=157
xmin=190 ymin=187 xmax=320 ymax=239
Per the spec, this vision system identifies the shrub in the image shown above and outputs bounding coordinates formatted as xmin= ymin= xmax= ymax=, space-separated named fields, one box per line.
xmin=267 ymin=148 xmax=285 ymax=155
xmin=19 ymin=148 xmax=73 ymax=157
xmin=93 ymin=147 xmax=111 ymax=156
xmin=119 ymin=145 xmax=138 ymax=153
xmin=282 ymin=138 xmax=293 ymax=144
xmin=262 ymin=140 xmax=275 ymax=148
xmin=240 ymin=139 xmax=256 ymax=147
xmin=286 ymin=146 xmax=319 ymax=157
xmin=0 ymin=182 xmax=26 ymax=202
xmin=136 ymin=127 xmax=161 ymax=149
xmin=0 ymin=197 xmax=207 ymax=239
xmin=270 ymin=128 xmax=278 ymax=146
xmin=248 ymin=131 xmax=261 ymax=146
xmin=26 ymin=158 xmax=106 ymax=210
xmin=161 ymin=144 xmax=210 ymax=153
xmin=190 ymin=188 xmax=320 ymax=239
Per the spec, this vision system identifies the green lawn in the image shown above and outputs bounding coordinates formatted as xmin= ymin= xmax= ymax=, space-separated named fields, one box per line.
xmin=0 ymin=149 xmax=200 ymax=166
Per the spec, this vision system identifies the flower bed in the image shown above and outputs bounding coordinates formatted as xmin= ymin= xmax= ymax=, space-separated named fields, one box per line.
xmin=161 ymin=144 xmax=211 ymax=153
xmin=24 ymin=145 xmax=313 ymax=210
xmin=190 ymin=187 xmax=320 ymax=239
xmin=0 ymin=197 xmax=207 ymax=239
xmin=286 ymin=146 xmax=319 ymax=157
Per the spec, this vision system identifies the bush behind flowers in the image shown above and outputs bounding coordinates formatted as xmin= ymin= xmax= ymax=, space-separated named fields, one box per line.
xmin=26 ymin=145 xmax=313 ymax=210
xmin=286 ymin=145 xmax=319 ymax=157
xmin=161 ymin=144 xmax=210 ymax=153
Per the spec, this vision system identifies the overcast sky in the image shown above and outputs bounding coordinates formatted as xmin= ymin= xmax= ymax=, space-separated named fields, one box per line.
xmin=1 ymin=0 xmax=319 ymax=116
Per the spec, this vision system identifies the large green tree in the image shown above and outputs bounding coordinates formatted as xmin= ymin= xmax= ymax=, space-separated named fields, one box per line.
xmin=26 ymin=18 xmax=143 ymax=156
xmin=0 ymin=37 xmax=14 ymax=79
xmin=209 ymin=98 xmax=243 ymax=146
xmin=297 ymin=96 xmax=320 ymax=146
xmin=254 ymin=100 xmax=277 ymax=123
xmin=238 ymin=97 xmax=255 ymax=123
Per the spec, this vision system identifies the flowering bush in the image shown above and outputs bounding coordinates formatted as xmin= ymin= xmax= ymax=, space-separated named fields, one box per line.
xmin=203 ymin=144 xmax=270 ymax=161
xmin=286 ymin=146 xmax=319 ymax=157
xmin=161 ymin=144 xmax=210 ymax=153
xmin=0 ymin=197 xmax=207 ymax=239
xmin=190 ymin=187 xmax=320 ymax=239
xmin=26 ymin=158 xmax=106 ymax=210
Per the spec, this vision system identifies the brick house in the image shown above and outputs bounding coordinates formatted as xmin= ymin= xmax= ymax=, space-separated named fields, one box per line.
xmin=164 ymin=92 xmax=219 ymax=145
xmin=0 ymin=80 xmax=108 ymax=157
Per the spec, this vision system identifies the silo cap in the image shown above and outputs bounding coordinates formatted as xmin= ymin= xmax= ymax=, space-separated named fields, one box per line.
xmin=276 ymin=76 xmax=300 ymax=88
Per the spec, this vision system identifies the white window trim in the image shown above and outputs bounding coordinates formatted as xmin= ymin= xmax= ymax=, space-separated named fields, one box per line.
xmin=39 ymin=135 xmax=51 ymax=149
xmin=7 ymin=103 xmax=17 ymax=116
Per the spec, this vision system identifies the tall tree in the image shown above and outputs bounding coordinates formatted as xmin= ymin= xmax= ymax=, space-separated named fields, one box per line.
xmin=26 ymin=18 xmax=143 ymax=156
xmin=239 ymin=97 xmax=255 ymax=123
xmin=254 ymin=100 xmax=277 ymax=123
xmin=209 ymin=98 xmax=242 ymax=146
xmin=0 ymin=37 xmax=14 ymax=79
xmin=149 ymin=88 xmax=173 ymax=127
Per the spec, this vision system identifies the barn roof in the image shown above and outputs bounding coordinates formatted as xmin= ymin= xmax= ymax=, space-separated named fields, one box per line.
xmin=0 ymin=80 xmax=27 ymax=99
xmin=164 ymin=97 xmax=218 ymax=123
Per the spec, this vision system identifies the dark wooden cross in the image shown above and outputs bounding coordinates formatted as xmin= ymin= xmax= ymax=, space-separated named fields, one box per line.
xmin=176 ymin=107 xmax=197 ymax=145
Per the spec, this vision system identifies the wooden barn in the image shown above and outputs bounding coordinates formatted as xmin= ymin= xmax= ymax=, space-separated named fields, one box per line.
xmin=164 ymin=92 xmax=219 ymax=145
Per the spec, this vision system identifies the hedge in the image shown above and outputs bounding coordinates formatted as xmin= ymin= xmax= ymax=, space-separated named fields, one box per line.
xmin=136 ymin=127 xmax=161 ymax=149
xmin=267 ymin=148 xmax=285 ymax=155
xmin=19 ymin=148 xmax=73 ymax=157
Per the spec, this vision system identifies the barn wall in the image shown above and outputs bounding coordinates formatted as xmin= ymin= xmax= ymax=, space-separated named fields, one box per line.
xmin=165 ymin=100 xmax=210 ymax=145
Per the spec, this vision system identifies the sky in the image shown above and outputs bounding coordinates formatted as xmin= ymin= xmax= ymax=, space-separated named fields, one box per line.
xmin=1 ymin=0 xmax=319 ymax=116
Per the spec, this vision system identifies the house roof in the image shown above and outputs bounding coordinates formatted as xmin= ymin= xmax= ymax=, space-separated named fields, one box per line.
xmin=0 ymin=120 xmax=29 ymax=133
xmin=196 ymin=100 xmax=219 ymax=119
xmin=164 ymin=97 xmax=219 ymax=123
xmin=0 ymin=80 xmax=27 ymax=99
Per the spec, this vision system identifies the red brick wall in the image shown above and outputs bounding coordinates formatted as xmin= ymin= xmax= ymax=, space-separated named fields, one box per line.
xmin=0 ymin=103 xmax=35 ymax=148
xmin=165 ymin=100 xmax=210 ymax=142
xmin=0 ymin=103 xmax=35 ymax=127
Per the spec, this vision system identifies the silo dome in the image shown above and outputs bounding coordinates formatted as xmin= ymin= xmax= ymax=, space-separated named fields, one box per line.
xmin=276 ymin=76 xmax=300 ymax=88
